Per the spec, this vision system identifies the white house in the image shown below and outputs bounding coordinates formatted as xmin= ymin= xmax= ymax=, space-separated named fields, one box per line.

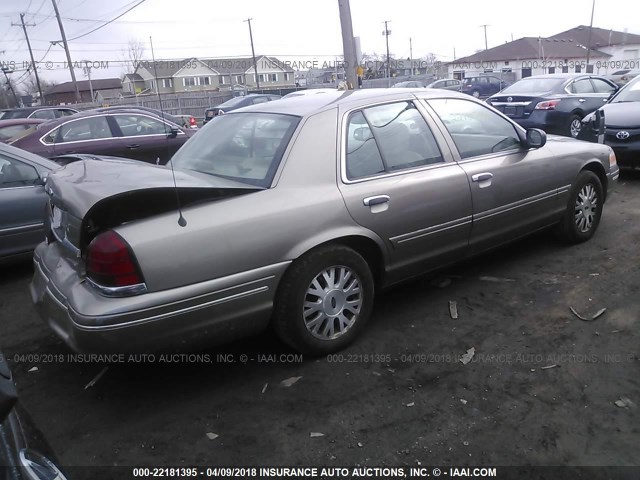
xmin=447 ymin=26 xmax=640 ymax=81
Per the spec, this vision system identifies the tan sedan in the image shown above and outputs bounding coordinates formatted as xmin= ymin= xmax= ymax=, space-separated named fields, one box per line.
xmin=31 ymin=89 xmax=619 ymax=354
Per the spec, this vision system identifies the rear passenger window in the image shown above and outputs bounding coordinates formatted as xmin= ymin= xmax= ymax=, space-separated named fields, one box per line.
xmin=570 ymin=79 xmax=594 ymax=94
xmin=591 ymin=78 xmax=616 ymax=93
xmin=345 ymin=101 xmax=444 ymax=180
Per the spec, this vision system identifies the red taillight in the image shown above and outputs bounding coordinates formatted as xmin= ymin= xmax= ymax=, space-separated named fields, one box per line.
xmin=534 ymin=99 xmax=561 ymax=110
xmin=189 ymin=116 xmax=197 ymax=126
xmin=86 ymin=231 xmax=143 ymax=288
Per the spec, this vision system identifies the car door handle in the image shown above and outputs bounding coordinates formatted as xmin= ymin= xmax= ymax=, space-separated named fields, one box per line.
xmin=578 ymin=99 xmax=586 ymax=103
xmin=126 ymin=144 xmax=140 ymax=149
xmin=471 ymin=173 xmax=493 ymax=182
xmin=363 ymin=195 xmax=390 ymax=206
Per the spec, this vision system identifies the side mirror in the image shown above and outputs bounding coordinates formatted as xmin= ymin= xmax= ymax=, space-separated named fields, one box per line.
xmin=35 ymin=172 xmax=48 ymax=186
xmin=0 ymin=355 xmax=18 ymax=422
xmin=167 ymin=127 xmax=180 ymax=139
xmin=525 ymin=128 xmax=547 ymax=149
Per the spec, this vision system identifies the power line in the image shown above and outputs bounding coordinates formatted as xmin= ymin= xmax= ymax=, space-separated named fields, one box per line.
xmin=61 ymin=0 xmax=148 ymax=42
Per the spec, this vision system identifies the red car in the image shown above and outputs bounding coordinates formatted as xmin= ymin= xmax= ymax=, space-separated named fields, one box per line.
xmin=10 ymin=110 xmax=195 ymax=164
xmin=0 ymin=118 xmax=45 ymax=143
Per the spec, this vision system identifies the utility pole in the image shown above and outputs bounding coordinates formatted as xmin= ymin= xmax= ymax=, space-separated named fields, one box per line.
xmin=51 ymin=0 xmax=81 ymax=103
xmin=1 ymin=67 xmax=19 ymax=106
xmin=480 ymin=24 xmax=490 ymax=50
xmin=244 ymin=18 xmax=260 ymax=90
xmin=13 ymin=13 xmax=43 ymax=103
xmin=382 ymin=20 xmax=391 ymax=87
xmin=586 ymin=0 xmax=596 ymax=69
xmin=337 ymin=0 xmax=358 ymax=89
xmin=409 ymin=37 xmax=413 ymax=75
xmin=82 ymin=60 xmax=94 ymax=102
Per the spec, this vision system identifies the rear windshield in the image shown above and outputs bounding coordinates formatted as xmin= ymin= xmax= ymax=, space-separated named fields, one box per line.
xmin=171 ymin=112 xmax=300 ymax=188
xmin=500 ymin=78 xmax=565 ymax=94
xmin=216 ymin=96 xmax=251 ymax=109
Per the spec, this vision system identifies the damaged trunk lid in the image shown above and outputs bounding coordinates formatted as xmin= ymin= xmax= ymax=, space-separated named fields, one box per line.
xmin=46 ymin=158 xmax=262 ymax=253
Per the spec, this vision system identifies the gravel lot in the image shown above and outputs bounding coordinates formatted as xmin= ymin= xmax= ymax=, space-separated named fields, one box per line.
xmin=0 ymin=172 xmax=638 ymax=471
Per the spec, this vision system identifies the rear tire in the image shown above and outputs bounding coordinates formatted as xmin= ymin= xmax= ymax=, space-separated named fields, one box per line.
xmin=471 ymin=90 xmax=480 ymax=98
xmin=273 ymin=245 xmax=374 ymax=355
xmin=554 ymin=170 xmax=603 ymax=244
xmin=568 ymin=114 xmax=582 ymax=138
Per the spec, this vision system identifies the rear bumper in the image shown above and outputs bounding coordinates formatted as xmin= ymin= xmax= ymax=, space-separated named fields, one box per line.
xmin=511 ymin=110 xmax=572 ymax=134
xmin=30 ymin=241 xmax=289 ymax=353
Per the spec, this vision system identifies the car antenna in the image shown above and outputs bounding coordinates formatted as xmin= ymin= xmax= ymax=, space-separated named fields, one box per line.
xmin=150 ymin=35 xmax=187 ymax=227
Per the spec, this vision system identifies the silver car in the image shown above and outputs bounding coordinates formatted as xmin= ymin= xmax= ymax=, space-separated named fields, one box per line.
xmin=0 ymin=143 xmax=59 ymax=263
xmin=30 ymin=89 xmax=619 ymax=354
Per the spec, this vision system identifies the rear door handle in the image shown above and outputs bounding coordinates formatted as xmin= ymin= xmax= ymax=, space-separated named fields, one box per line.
xmin=471 ymin=173 xmax=493 ymax=182
xmin=363 ymin=195 xmax=390 ymax=206
xmin=578 ymin=99 xmax=586 ymax=103
xmin=127 ymin=144 xmax=140 ymax=149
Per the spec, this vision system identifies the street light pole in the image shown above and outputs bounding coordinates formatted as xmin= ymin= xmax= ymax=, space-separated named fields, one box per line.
xmin=244 ymin=18 xmax=260 ymax=90
xmin=586 ymin=0 xmax=596 ymax=69
xmin=383 ymin=20 xmax=391 ymax=87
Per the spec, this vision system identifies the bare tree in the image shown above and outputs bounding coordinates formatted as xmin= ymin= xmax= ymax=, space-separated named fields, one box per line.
xmin=122 ymin=38 xmax=146 ymax=74
xmin=23 ymin=76 xmax=57 ymax=101
xmin=0 ymin=75 xmax=20 ymax=108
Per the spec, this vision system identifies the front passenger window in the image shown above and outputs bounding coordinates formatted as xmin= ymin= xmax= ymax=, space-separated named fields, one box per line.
xmin=429 ymin=98 xmax=522 ymax=159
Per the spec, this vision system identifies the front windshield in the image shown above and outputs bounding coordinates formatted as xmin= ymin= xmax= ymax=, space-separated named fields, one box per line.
xmin=171 ymin=112 xmax=300 ymax=187
xmin=610 ymin=77 xmax=640 ymax=103
xmin=500 ymin=78 xmax=565 ymax=94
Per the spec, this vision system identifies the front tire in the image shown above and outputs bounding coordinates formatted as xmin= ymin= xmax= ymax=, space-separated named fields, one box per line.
xmin=554 ymin=170 xmax=603 ymax=243
xmin=471 ymin=90 xmax=480 ymax=98
xmin=273 ymin=245 xmax=374 ymax=355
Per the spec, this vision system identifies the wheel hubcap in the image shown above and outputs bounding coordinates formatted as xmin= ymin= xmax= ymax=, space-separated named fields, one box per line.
xmin=574 ymin=184 xmax=598 ymax=232
xmin=570 ymin=119 xmax=581 ymax=138
xmin=303 ymin=266 xmax=362 ymax=340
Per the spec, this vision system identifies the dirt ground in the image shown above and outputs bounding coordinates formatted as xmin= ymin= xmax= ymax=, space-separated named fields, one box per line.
xmin=0 ymin=172 xmax=638 ymax=473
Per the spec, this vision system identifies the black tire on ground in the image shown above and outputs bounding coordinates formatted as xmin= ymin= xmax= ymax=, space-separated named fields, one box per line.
xmin=554 ymin=170 xmax=604 ymax=244
xmin=273 ymin=245 xmax=375 ymax=355
xmin=568 ymin=113 xmax=582 ymax=138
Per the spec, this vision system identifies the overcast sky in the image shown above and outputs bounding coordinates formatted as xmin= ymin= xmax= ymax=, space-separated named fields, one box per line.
xmin=1 ymin=0 xmax=639 ymax=87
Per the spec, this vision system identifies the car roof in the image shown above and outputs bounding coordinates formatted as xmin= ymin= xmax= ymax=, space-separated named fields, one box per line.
xmin=2 ymin=106 xmax=77 ymax=113
xmin=0 ymin=118 xmax=45 ymax=126
xmin=229 ymin=88 xmax=480 ymax=117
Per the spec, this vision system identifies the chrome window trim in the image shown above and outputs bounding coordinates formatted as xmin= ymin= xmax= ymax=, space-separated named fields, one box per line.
xmin=0 ymin=184 xmax=40 ymax=191
xmin=85 ymin=277 xmax=148 ymax=298
xmin=489 ymin=101 xmax=530 ymax=107
xmin=339 ymin=98 xmax=452 ymax=185
xmin=0 ymin=222 xmax=43 ymax=235
xmin=38 ymin=113 xmax=185 ymax=146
